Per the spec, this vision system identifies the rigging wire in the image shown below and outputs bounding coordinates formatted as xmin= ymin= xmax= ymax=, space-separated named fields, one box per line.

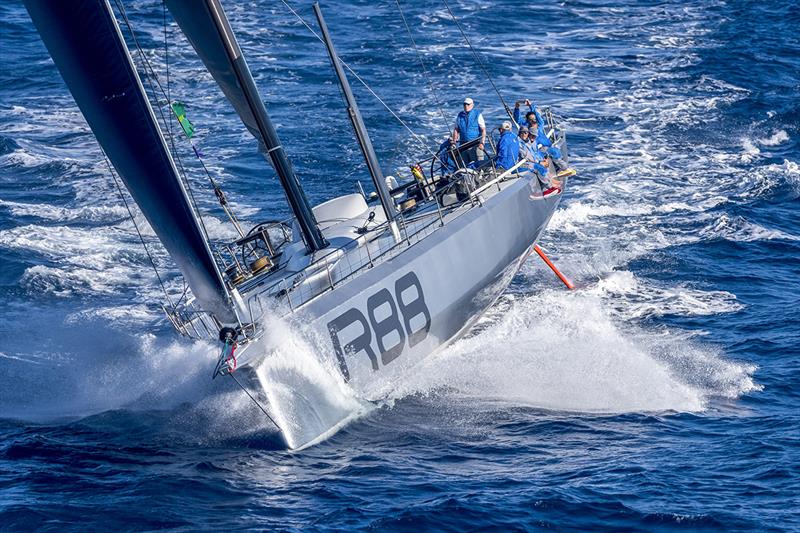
xmin=440 ymin=0 xmax=517 ymax=126
xmin=115 ymin=0 xmax=244 ymax=242
xmin=228 ymin=372 xmax=281 ymax=431
xmin=394 ymin=0 xmax=452 ymax=135
xmin=162 ymin=1 xmax=172 ymax=131
xmin=278 ymin=0 xmax=445 ymax=163
xmin=158 ymin=2 xmax=228 ymax=289
xmin=112 ymin=0 xmax=215 ymax=247
xmin=159 ymin=1 xmax=245 ymax=237
xmin=102 ymin=150 xmax=175 ymax=310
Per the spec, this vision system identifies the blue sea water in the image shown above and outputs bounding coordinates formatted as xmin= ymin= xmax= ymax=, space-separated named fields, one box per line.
xmin=1 ymin=0 xmax=799 ymax=530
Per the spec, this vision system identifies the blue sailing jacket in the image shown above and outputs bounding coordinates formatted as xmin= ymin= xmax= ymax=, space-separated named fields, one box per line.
xmin=520 ymin=140 xmax=549 ymax=176
xmin=514 ymin=103 xmax=552 ymax=149
xmin=456 ymin=108 xmax=483 ymax=144
xmin=495 ymin=130 xmax=520 ymax=170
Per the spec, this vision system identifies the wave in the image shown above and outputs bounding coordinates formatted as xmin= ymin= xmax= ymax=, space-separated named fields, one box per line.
xmin=0 ymin=199 xmax=126 ymax=222
xmin=701 ymin=214 xmax=800 ymax=243
xmin=389 ymin=291 xmax=759 ymax=414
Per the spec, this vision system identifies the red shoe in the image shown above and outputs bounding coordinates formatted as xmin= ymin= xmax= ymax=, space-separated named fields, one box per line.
xmin=542 ymin=186 xmax=562 ymax=197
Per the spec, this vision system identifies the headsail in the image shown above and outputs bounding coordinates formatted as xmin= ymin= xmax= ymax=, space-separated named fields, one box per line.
xmin=165 ymin=0 xmax=328 ymax=252
xmin=24 ymin=0 xmax=235 ymax=323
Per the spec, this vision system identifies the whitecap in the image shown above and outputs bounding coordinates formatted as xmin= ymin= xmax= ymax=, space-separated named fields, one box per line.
xmin=701 ymin=214 xmax=800 ymax=243
xmin=759 ymin=130 xmax=789 ymax=147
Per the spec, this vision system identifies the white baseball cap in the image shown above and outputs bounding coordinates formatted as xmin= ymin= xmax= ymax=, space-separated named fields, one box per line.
xmin=502 ymin=120 xmax=512 ymax=130
xmin=463 ymin=97 xmax=474 ymax=105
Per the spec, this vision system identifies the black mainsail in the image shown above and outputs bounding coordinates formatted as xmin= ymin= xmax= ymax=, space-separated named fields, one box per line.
xmin=165 ymin=0 xmax=328 ymax=252
xmin=24 ymin=0 xmax=235 ymax=323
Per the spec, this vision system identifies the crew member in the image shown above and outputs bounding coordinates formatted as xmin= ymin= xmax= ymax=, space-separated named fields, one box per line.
xmin=494 ymin=121 xmax=520 ymax=171
xmin=451 ymin=97 xmax=486 ymax=167
xmin=514 ymin=98 xmax=567 ymax=171
xmin=519 ymin=126 xmax=549 ymax=178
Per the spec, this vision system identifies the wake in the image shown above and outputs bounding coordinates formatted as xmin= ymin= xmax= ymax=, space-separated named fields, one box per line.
xmin=389 ymin=290 xmax=760 ymax=414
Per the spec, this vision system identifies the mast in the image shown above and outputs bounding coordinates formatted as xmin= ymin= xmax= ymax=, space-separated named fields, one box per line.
xmin=312 ymin=3 xmax=401 ymax=243
xmin=165 ymin=0 xmax=328 ymax=252
xmin=24 ymin=0 xmax=235 ymax=323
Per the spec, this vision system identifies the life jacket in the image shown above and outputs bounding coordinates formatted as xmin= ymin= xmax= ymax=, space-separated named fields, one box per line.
xmin=456 ymin=108 xmax=482 ymax=143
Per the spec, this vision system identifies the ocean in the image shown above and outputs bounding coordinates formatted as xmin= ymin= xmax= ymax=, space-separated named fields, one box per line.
xmin=1 ymin=0 xmax=798 ymax=530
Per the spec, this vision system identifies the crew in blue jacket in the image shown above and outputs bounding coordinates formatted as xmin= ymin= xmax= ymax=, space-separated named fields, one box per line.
xmin=451 ymin=97 xmax=486 ymax=167
xmin=518 ymin=126 xmax=549 ymax=178
xmin=514 ymin=99 xmax=566 ymax=170
xmin=494 ymin=121 xmax=520 ymax=171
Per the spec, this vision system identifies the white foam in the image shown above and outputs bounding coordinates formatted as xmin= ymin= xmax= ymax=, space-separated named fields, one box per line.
xmin=0 ymin=148 xmax=52 ymax=167
xmin=589 ymin=271 xmax=744 ymax=319
xmin=65 ymin=305 xmax=158 ymax=326
xmin=0 ymin=224 xmax=120 ymax=259
xmin=701 ymin=214 xmax=800 ymax=243
xmin=0 ymin=224 xmax=178 ymax=298
xmin=0 ymin=199 xmax=126 ymax=222
xmin=391 ymin=292 xmax=758 ymax=414
xmin=740 ymin=138 xmax=761 ymax=163
xmin=20 ymin=264 xmax=147 ymax=297
xmin=760 ymin=130 xmax=789 ymax=147
xmin=252 ymin=313 xmax=370 ymax=449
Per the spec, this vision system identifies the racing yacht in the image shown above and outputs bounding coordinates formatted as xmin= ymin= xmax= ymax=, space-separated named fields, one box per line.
xmin=24 ymin=0 xmax=573 ymax=448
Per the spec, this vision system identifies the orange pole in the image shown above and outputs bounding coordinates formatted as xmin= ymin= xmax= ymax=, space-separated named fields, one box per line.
xmin=533 ymin=245 xmax=575 ymax=290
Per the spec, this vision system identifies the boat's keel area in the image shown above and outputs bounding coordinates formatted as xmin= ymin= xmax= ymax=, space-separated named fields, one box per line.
xmin=236 ymin=174 xmax=565 ymax=449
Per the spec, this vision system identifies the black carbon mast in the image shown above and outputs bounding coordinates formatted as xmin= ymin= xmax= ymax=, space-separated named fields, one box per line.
xmin=165 ymin=0 xmax=328 ymax=252
xmin=24 ymin=0 xmax=236 ymax=323
xmin=312 ymin=2 xmax=401 ymax=243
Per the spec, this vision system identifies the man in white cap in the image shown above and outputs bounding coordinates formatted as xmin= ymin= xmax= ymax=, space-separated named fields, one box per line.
xmin=451 ymin=97 xmax=486 ymax=166
xmin=494 ymin=120 xmax=520 ymax=171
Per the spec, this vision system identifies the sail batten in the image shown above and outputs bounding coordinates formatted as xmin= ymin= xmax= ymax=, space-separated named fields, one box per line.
xmin=24 ymin=0 xmax=234 ymax=323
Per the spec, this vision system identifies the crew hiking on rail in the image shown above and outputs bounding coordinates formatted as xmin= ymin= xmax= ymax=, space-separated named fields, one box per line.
xmin=446 ymin=95 xmax=568 ymax=198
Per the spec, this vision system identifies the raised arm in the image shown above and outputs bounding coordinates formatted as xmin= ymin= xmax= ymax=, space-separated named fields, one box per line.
xmin=525 ymin=99 xmax=545 ymax=127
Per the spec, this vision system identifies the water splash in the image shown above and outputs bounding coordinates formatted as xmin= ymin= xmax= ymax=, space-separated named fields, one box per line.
xmin=390 ymin=291 xmax=759 ymax=414
xmin=252 ymin=314 xmax=371 ymax=449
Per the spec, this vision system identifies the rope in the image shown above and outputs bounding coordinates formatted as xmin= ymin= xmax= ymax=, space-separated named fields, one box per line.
xmin=113 ymin=0 xmax=215 ymax=243
xmin=162 ymin=1 xmax=172 ymax=129
xmin=158 ymin=4 xmax=245 ymax=242
xmin=278 ymin=0 xmax=445 ymax=163
xmin=116 ymin=0 xmax=243 ymax=239
xmin=228 ymin=372 xmax=281 ymax=431
xmin=161 ymin=4 xmax=244 ymax=237
xmin=102 ymin=151 xmax=175 ymax=310
xmin=394 ymin=0 xmax=452 ymax=135
xmin=440 ymin=0 xmax=517 ymax=125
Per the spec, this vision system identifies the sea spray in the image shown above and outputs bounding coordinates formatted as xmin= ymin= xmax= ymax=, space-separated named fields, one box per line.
xmin=252 ymin=313 xmax=370 ymax=450
xmin=388 ymin=291 xmax=758 ymax=414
